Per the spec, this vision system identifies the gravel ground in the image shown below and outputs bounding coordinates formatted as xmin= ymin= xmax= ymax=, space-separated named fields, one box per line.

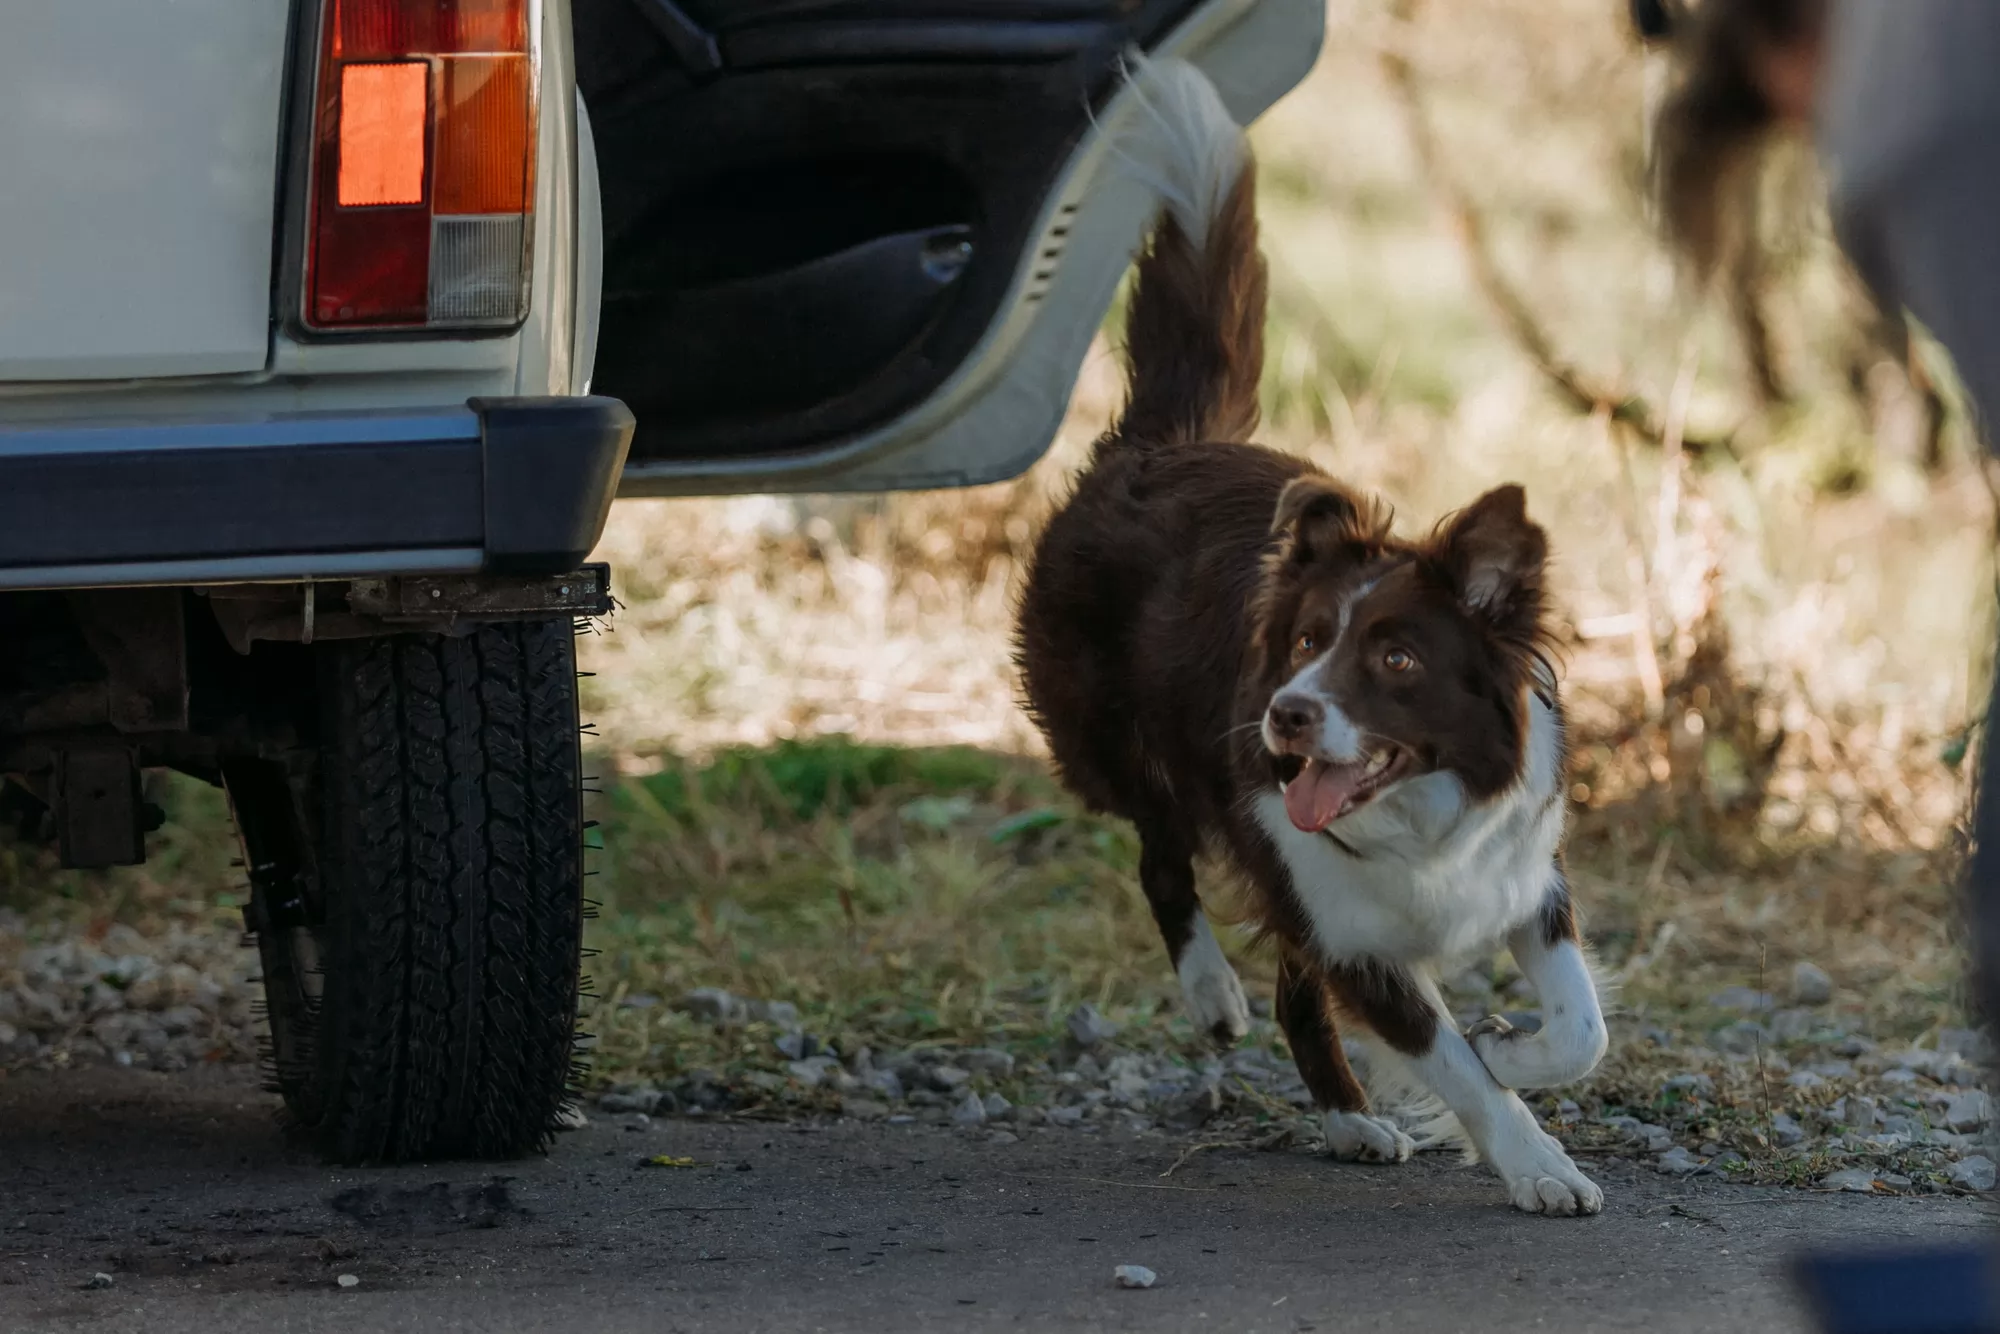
xmin=1 ymin=911 xmax=1991 ymax=1201
xmin=595 ymin=983 xmax=2000 ymax=1199
xmin=0 ymin=911 xmax=261 ymax=1075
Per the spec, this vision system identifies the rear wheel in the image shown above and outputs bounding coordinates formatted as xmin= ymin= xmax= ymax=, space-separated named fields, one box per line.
xmin=228 ymin=620 xmax=585 ymax=1163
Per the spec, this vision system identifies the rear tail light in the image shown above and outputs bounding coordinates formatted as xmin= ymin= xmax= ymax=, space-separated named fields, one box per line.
xmin=303 ymin=0 xmax=537 ymax=332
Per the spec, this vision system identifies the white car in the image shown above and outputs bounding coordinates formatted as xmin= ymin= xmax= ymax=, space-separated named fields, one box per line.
xmin=0 ymin=0 xmax=1322 ymax=1163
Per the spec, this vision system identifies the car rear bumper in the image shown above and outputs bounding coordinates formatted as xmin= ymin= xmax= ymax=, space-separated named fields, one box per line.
xmin=0 ymin=395 xmax=633 ymax=590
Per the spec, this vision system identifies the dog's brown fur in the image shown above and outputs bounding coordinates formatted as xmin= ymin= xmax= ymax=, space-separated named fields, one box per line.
xmin=1016 ymin=98 xmax=1565 ymax=1091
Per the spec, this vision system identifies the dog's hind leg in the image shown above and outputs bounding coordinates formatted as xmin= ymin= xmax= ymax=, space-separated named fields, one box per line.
xmin=1137 ymin=816 xmax=1249 ymax=1047
xmin=1275 ymin=953 xmax=1413 ymax=1163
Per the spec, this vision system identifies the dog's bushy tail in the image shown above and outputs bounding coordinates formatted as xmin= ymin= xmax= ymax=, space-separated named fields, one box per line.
xmin=1111 ymin=54 xmax=1267 ymax=449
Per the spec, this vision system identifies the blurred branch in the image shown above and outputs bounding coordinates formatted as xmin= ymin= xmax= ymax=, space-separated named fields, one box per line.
xmin=1377 ymin=29 xmax=1737 ymax=461
xmin=1725 ymin=225 xmax=1789 ymax=411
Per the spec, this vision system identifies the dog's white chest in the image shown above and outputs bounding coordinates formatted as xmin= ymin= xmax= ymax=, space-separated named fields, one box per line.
xmin=1249 ymin=698 xmax=1566 ymax=966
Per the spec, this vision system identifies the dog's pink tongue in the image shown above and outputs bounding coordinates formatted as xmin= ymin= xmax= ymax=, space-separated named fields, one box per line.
xmin=1283 ymin=759 xmax=1365 ymax=833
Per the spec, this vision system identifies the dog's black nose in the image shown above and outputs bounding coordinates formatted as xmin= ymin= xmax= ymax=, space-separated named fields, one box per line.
xmin=1267 ymin=694 xmax=1324 ymax=741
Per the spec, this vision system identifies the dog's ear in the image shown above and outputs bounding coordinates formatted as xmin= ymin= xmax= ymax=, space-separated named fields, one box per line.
xmin=1271 ymin=476 xmax=1388 ymax=561
xmin=1435 ymin=484 xmax=1547 ymax=621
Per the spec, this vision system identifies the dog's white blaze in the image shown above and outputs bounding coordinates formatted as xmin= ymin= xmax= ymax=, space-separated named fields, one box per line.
xmin=1263 ymin=574 xmax=1390 ymax=764
xmin=1176 ymin=914 xmax=1251 ymax=1043
xmin=1265 ymin=655 xmax=1366 ymax=764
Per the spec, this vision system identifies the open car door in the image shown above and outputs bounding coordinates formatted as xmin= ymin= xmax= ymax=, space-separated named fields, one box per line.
xmin=574 ymin=0 xmax=1324 ymax=496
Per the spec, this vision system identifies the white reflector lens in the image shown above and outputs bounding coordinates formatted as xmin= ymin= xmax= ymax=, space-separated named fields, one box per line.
xmin=429 ymin=214 xmax=526 ymax=322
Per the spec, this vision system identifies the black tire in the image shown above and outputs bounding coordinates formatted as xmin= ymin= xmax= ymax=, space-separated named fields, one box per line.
xmin=230 ymin=620 xmax=585 ymax=1164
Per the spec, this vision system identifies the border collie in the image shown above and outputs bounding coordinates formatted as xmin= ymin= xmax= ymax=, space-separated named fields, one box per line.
xmin=1015 ymin=58 xmax=1608 ymax=1216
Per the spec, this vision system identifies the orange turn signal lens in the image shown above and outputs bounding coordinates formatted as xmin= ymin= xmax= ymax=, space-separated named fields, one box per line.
xmin=433 ymin=55 xmax=532 ymax=215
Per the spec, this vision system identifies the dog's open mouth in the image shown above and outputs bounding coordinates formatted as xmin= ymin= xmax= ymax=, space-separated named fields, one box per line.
xmin=1280 ymin=747 xmax=1410 ymax=832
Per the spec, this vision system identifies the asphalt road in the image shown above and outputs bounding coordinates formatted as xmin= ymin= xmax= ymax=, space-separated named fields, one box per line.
xmin=0 ymin=1066 xmax=1986 ymax=1333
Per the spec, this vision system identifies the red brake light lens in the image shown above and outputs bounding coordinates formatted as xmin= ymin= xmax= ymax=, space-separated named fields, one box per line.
xmin=304 ymin=0 xmax=536 ymax=332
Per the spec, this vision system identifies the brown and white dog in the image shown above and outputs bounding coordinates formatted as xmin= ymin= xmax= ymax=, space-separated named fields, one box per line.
xmin=1016 ymin=58 xmax=1607 ymax=1216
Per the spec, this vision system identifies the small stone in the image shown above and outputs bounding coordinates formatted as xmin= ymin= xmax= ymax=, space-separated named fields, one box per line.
xmin=1834 ymin=1036 xmax=1876 ymax=1058
xmin=865 ymin=1069 xmax=905 ymax=1102
xmin=598 ymin=1088 xmax=662 ymax=1115
xmin=988 ymin=1129 xmax=1019 ymax=1145
xmin=1939 ymin=1028 xmax=1991 ymax=1062
xmin=962 ymin=1048 xmax=1016 ymax=1078
xmin=1936 ymin=1057 xmax=1979 ymax=1088
xmin=1880 ymin=1068 xmax=1920 ymax=1086
xmin=930 ymin=1065 xmax=971 ymax=1092
xmin=1166 ymin=1081 xmax=1224 ymax=1130
xmin=1710 ymin=987 xmax=1776 ymax=1013
xmin=1555 ymin=1099 xmax=1581 ymax=1121
xmin=749 ymin=1000 xmax=802 ymax=1031
xmin=1821 ymin=1168 xmax=1881 ymax=1193
xmin=1663 ymin=1072 xmax=1715 ymax=1099
xmin=1951 ymin=1155 xmax=1998 ymax=1192
xmin=1113 ymin=1265 xmax=1157 ymax=1290
xmin=1639 ymin=1124 xmax=1675 ymax=1153
xmin=1710 ymin=1020 xmax=1770 ymax=1056
xmin=553 ymin=1103 xmax=590 ymax=1131
xmin=787 ymin=1057 xmax=837 ymax=1087
xmin=1641 ymin=1024 xmax=1672 ymax=1048
xmin=1837 ymin=1096 xmax=1882 ymax=1130
xmin=1046 ymin=1105 xmax=1086 ymax=1127
xmin=82 ymin=1273 xmax=114 ymax=1291
xmin=1769 ymin=1112 xmax=1806 ymax=1147
xmin=677 ymin=987 xmax=743 ymax=1023
xmin=1770 ymin=1009 xmax=1820 ymax=1042
xmin=1946 ymin=1090 xmax=1992 ymax=1132
xmin=337 ymin=1273 xmax=361 ymax=1289
xmin=1792 ymin=962 xmax=1834 ymax=1006
xmin=951 ymin=1090 xmax=988 ymax=1127
xmin=774 ymin=1031 xmax=809 ymax=1061
xmin=1068 ymin=1004 xmax=1119 ymax=1048
xmin=1787 ymin=1071 xmax=1826 ymax=1090
xmin=982 ymin=1092 xmax=1013 ymax=1120
xmin=1655 ymin=1147 xmax=1703 ymax=1176
xmin=841 ymin=1097 xmax=891 ymax=1120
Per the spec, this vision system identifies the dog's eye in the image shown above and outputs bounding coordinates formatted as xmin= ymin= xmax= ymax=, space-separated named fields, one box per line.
xmin=1296 ymin=632 xmax=1316 ymax=657
xmin=1383 ymin=648 xmax=1415 ymax=673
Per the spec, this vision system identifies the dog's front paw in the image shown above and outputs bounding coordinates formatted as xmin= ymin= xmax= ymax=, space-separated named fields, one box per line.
xmin=1323 ymin=1110 xmax=1415 ymax=1164
xmin=1177 ymin=927 xmax=1252 ymax=1048
xmin=1470 ymin=1013 xmax=1607 ymax=1091
xmin=1494 ymin=1130 xmax=1602 ymax=1217
xmin=1468 ymin=1014 xmax=1531 ymax=1087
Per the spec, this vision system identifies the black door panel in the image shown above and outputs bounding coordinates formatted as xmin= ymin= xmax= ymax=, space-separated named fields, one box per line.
xmin=574 ymin=0 xmax=1206 ymax=464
